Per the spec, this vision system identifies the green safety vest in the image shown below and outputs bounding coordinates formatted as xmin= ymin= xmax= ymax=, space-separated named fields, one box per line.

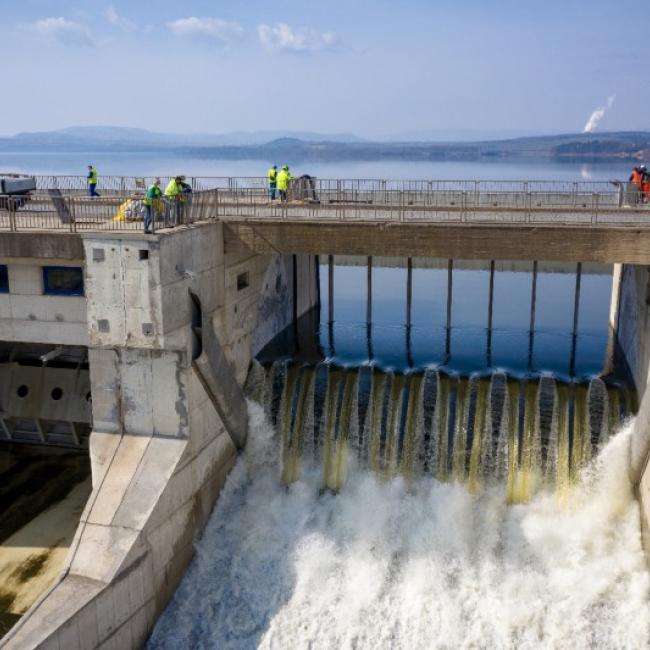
xmin=268 ymin=168 xmax=278 ymax=183
xmin=88 ymin=168 xmax=98 ymax=185
xmin=143 ymin=184 xmax=162 ymax=206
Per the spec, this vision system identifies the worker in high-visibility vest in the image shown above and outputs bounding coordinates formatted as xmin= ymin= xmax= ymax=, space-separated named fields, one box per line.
xmin=164 ymin=176 xmax=184 ymax=226
xmin=630 ymin=164 xmax=647 ymax=205
xmin=143 ymin=178 xmax=162 ymax=233
xmin=268 ymin=165 xmax=278 ymax=200
xmin=630 ymin=165 xmax=645 ymax=188
xmin=87 ymin=165 xmax=99 ymax=198
xmin=277 ymin=165 xmax=292 ymax=202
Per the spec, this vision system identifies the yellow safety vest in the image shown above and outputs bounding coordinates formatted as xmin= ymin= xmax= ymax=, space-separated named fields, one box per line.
xmin=164 ymin=179 xmax=182 ymax=198
xmin=268 ymin=168 xmax=278 ymax=183
xmin=88 ymin=168 xmax=98 ymax=185
xmin=277 ymin=170 xmax=291 ymax=191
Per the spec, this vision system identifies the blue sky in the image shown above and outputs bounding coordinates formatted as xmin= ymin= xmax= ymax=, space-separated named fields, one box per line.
xmin=1 ymin=0 xmax=647 ymax=137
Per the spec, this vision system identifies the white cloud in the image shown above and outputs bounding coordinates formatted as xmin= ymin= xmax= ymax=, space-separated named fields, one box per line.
xmin=30 ymin=16 xmax=95 ymax=47
xmin=167 ymin=17 xmax=243 ymax=42
xmin=106 ymin=5 xmax=136 ymax=31
xmin=257 ymin=23 xmax=338 ymax=52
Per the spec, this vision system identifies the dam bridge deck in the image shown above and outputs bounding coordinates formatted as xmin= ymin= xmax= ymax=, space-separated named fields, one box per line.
xmin=2 ymin=175 xmax=650 ymax=262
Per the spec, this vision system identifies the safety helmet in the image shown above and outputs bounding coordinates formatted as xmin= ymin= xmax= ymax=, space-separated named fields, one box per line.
xmin=640 ymin=164 xmax=647 ymax=171
xmin=282 ymin=165 xmax=289 ymax=170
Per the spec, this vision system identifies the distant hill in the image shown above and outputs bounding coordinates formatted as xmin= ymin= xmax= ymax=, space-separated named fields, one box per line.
xmin=183 ymin=131 xmax=650 ymax=163
xmin=0 ymin=126 xmax=365 ymax=151
xmin=0 ymin=126 xmax=649 ymax=162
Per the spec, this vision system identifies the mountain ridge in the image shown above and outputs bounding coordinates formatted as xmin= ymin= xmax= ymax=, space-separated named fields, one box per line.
xmin=1 ymin=127 xmax=649 ymax=162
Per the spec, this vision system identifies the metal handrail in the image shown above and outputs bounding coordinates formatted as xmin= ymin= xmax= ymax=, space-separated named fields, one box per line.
xmin=3 ymin=174 xmax=630 ymax=195
xmin=0 ymin=181 xmax=648 ymax=234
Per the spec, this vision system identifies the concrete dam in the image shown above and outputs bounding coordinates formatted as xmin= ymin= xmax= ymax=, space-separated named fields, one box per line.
xmin=0 ymin=177 xmax=650 ymax=648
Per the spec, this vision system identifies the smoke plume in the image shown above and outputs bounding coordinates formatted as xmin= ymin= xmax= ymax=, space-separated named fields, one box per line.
xmin=583 ymin=95 xmax=615 ymax=133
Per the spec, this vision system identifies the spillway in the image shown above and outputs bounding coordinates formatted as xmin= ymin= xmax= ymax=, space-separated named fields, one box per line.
xmin=247 ymin=361 xmax=633 ymax=504
xmin=148 ymin=363 xmax=649 ymax=649
xmin=147 ymin=398 xmax=649 ymax=649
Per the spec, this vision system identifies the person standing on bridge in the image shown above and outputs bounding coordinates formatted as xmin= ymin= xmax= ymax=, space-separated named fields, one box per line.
xmin=268 ymin=165 xmax=278 ymax=200
xmin=641 ymin=165 xmax=650 ymax=203
xmin=277 ymin=165 xmax=292 ymax=202
xmin=629 ymin=164 xmax=646 ymax=205
xmin=143 ymin=178 xmax=162 ymax=234
xmin=164 ymin=176 xmax=184 ymax=226
xmin=87 ymin=165 xmax=99 ymax=198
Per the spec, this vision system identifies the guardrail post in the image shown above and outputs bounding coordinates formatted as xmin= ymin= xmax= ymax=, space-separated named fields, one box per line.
xmin=526 ymin=191 xmax=532 ymax=222
xmin=69 ymin=197 xmax=76 ymax=232
xmin=213 ymin=189 xmax=219 ymax=219
xmin=592 ymin=192 xmax=599 ymax=224
xmin=461 ymin=191 xmax=467 ymax=222
xmin=8 ymin=198 xmax=16 ymax=232
xmin=572 ymin=182 xmax=578 ymax=207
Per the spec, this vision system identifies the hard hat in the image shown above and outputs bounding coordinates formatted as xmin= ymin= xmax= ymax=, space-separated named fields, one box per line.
xmin=282 ymin=165 xmax=289 ymax=170
xmin=640 ymin=164 xmax=647 ymax=171
xmin=273 ymin=165 xmax=277 ymax=169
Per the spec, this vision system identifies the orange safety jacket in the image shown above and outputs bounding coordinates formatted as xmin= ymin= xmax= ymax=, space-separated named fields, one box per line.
xmin=642 ymin=181 xmax=650 ymax=201
xmin=630 ymin=169 xmax=644 ymax=187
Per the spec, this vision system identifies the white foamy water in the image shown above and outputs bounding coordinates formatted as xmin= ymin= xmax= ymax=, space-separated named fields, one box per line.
xmin=148 ymin=403 xmax=650 ymax=649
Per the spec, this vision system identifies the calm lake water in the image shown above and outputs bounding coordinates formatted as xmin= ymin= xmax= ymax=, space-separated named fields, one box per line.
xmin=0 ymin=151 xmax=636 ymax=182
xmin=309 ymin=259 xmax=614 ymax=381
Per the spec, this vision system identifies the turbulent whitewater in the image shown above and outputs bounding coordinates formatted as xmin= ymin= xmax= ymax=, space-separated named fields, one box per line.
xmin=148 ymin=395 xmax=650 ymax=649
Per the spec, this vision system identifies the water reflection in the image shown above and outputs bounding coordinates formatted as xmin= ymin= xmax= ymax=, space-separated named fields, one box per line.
xmin=254 ymin=256 xmax=616 ymax=381
xmin=259 ymin=257 xmax=621 ymax=383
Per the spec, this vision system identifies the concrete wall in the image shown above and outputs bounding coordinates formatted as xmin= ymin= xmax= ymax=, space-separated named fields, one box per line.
xmin=0 ymin=260 xmax=87 ymax=345
xmin=227 ymin=220 xmax=650 ymax=264
xmin=1 ymin=225 xmax=319 ymax=649
xmin=613 ymin=264 xmax=650 ymax=561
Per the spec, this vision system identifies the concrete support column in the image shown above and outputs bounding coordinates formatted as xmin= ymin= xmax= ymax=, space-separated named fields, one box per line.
xmin=406 ymin=258 xmax=413 ymax=368
xmin=487 ymin=260 xmax=495 ymax=367
xmin=446 ymin=260 xmax=453 ymax=362
xmin=528 ymin=261 xmax=538 ymax=372
xmin=294 ymin=254 xmax=319 ymax=321
xmin=328 ymin=255 xmax=334 ymax=357
xmin=603 ymin=263 xmax=623 ymax=376
xmin=569 ymin=262 xmax=582 ymax=378
xmin=367 ymin=256 xmax=373 ymax=362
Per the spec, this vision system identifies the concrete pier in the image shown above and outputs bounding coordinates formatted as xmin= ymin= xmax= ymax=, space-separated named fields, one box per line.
xmin=608 ymin=263 xmax=650 ymax=559
xmin=0 ymin=224 xmax=319 ymax=648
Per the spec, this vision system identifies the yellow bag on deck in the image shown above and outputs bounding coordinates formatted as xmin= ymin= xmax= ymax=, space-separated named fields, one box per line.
xmin=113 ymin=199 xmax=134 ymax=222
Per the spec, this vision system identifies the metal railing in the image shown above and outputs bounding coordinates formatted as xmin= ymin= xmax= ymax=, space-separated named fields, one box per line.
xmin=22 ymin=174 xmax=627 ymax=195
xmin=0 ymin=177 xmax=648 ymax=234
xmin=0 ymin=190 xmax=218 ymax=233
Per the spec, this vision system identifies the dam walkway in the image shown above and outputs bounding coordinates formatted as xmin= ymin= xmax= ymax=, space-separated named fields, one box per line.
xmin=2 ymin=175 xmax=650 ymax=263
